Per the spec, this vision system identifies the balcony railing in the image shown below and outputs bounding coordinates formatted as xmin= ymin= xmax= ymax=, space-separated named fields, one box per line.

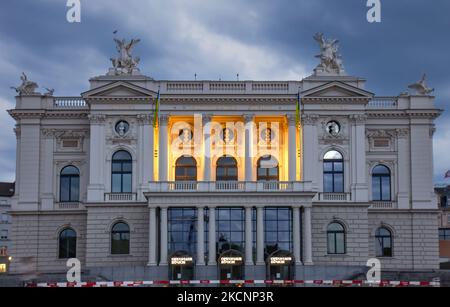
xmin=105 ymin=193 xmax=137 ymax=202
xmin=53 ymin=97 xmax=87 ymax=109
xmin=367 ymin=97 xmax=398 ymax=109
xmin=369 ymin=201 xmax=397 ymax=209
xmin=56 ymin=202 xmax=82 ymax=210
xmin=317 ymin=193 xmax=351 ymax=202
xmin=148 ymin=181 xmax=313 ymax=193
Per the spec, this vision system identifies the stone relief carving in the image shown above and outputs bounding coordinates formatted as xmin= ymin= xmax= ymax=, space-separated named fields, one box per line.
xmin=10 ymin=73 xmax=40 ymax=96
xmin=320 ymin=119 xmax=348 ymax=145
xmin=108 ymin=37 xmax=141 ymax=76
xmin=313 ymin=33 xmax=345 ymax=75
xmin=408 ymin=74 xmax=434 ymax=95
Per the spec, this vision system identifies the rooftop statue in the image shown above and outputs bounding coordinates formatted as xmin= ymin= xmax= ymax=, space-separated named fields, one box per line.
xmin=313 ymin=33 xmax=345 ymax=75
xmin=10 ymin=72 xmax=39 ymax=96
xmin=108 ymin=37 xmax=141 ymax=76
xmin=408 ymin=74 xmax=434 ymax=95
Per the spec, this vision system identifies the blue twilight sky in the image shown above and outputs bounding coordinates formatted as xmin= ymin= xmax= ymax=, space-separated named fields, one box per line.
xmin=0 ymin=0 xmax=449 ymax=184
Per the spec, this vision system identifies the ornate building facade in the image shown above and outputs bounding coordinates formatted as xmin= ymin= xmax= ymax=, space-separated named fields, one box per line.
xmin=7 ymin=35 xmax=441 ymax=281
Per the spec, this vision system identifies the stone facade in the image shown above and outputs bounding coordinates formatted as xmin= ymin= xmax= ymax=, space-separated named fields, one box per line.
xmin=5 ymin=37 xmax=442 ymax=281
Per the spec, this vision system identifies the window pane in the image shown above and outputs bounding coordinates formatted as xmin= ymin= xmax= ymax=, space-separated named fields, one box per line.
xmin=122 ymin=174 xmax=132 ymax=193
xmin=324 ymin=174 xmax=333 ymax=193
xmin=381 ymin=177 xmax=391 ymax=201
xmin=112 ymin=162 xmax=122 ymax=172
xmin=327 ymin=233 xmax=335 ymax=254
xmin=122 ymin=162 xmax=132 ymax=173
xmin=336 ymin=233 xmax=345 ymax=254
xmin=324 ymin=162 xmax=333 ymax=172
xmin=372 ymin=178 xmax=381 ymax=201
xmin=71 ymin=177 xmax=80 ymax=202
xmin=334 ymin=174 xmax=344 ymax=193
xmin=60 ymin=177 xmax=70 ymax=202
xmin=112 ymin=174 xmax=122 ymax=193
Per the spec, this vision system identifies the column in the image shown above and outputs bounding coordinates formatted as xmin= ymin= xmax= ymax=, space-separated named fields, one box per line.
xmin=197 ymin=207 xmax=205 ymax=266
xmin=208 ymin=207 xmax=217 ymax=266
xmin=256 ymin=206 xmax=265 ymax=265
xmin=137 ymin=115 xmax=154 ymax=201
xmin=160 ymin=207 xmax=168 ymax=265
xmin=397 ymin=129 xmax=410 ymax=209
xmin=148 ymin=207 xmax=157 ymax=266
xmin=350 ymin=115 xmax=368 ymax=202
xmin=292 ymin=206 xmax=302 ymax=265
xmin=244 ymin=114 xmax=254 ymax=182
xmin=203 ymin=115 xmax=212 ymax=181
xmin=287 ymin=115 xmax=298 ymax=182
xmin=41 ymin=130 xmax=54 ymax=210
xmin=87 ymin=114 xmax=106 ymax=202
xmin=303 ymin=206 xmax=313 ymax=265
xmin=245 ymin=207 xmax=253 ymax=265
xmin=301 ymin=114 xmax=319 ymax=187
xmin=158 ymin=115 xmax=169 ymax=181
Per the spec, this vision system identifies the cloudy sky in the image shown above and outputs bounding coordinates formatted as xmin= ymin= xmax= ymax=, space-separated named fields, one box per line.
xmin=0 ymin=0 xmax=449 ymax=183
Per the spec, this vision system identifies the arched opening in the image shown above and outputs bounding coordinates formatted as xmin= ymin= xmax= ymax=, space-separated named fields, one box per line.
xmin=111 ymin=150 xmax=132 ymax=193
xmin=219 ymin=250 xmax=244 ymax=281
xmin=175 ymin=156 xmax=197 ymax=181
xmin=267 ymin=250 xmax=294 ymax=281
xmin=59 ymin=228 xmax=77 ymax=259
xmin=216 ymin=156 xmax=238 ymax=181
xmin=372 ymin=165 xmax=391 ymax=201
xmin=169 ymin=251 xmax=195 ymax=281
xmin=60 ymin=166 xmax=80 ymax=202
xmin=323 ymin=150 xmax=344 ymax=193
xmin=375 ymin=227 xmax=393 ymax=257
xmin=257 ymin=155 xmax=279 ymax=181
xmin=111 ymin=222 xmax=130 ymax=255
xmin=327 ymin=222 xmax=346 ymax=254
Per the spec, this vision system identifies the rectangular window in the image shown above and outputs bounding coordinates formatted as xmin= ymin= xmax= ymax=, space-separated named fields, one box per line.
xmin=0 ymin=263 xmax=6 ymax=273
xmin=1 ymin=214 xmax=8 ymax=223
xmin=440 ymin=229 xmax=450 ymax=241
xmin=168 ymin=208 xmax=198 ymax=257
xmin=447 ymin=215 xmax=450 ymax=225
xmin=264 ymin=208 xmax=293 ymax=256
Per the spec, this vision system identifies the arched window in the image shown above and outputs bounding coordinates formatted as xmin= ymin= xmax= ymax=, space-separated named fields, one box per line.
xmin=216 ymin=156 xmax=238 ymax=181
xmin=111 ymin=222 xmax=130 ymax=255
xmin=112 ymin=151 xmax=132 ymax=193
xmin=257 ymin=156 xmax=279 ymax=181
xmin=60 ymin=166 xmax=80 ymax=202
xmin=59 ymin=228 xmax=77 ymax=259
xmin=323 ymin=150 xmax=344 ymax=193
xmin=375 ymin=227 xmax=392 ymax=257
xmin=372 ymin=165 xmax=391 ymax=201
xmin=327 ymin=222 xmax=346 ymax=254
xmin=175 ymin=156 xmax=197 ymax=181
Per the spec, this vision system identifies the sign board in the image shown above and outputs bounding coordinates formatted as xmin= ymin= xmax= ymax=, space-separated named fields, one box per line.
xmin=171 ymin=257 xmax=193 ymax=265
xmin=220 ymin=257 xmax=243 ymax=265
xmin=270 ymin=257 xmax=293 ymax=265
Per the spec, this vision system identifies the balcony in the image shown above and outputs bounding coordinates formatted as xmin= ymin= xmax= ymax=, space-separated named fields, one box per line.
xmin=317 ymin=193 xmax=351 ymax=202
xmin=367 ymin=97 xmax=398 ymax=109
xmin=104 ymin=193 xmax=137 ymax=202
xmin=148 ymin=181 xmax=313 ymax=193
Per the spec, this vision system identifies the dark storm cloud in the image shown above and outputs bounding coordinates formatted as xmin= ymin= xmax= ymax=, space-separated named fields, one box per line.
xmin=0 ymin=0 xmax=448 ymax=182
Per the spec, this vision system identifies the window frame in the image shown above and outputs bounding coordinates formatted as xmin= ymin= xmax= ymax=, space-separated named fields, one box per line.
xmin=175 ymin=156 xmax=198 ymax=182
xmin=375 ymin=227 xmax=393 ymax=257
xmin=59 ymin=166 xmax=80 ymax=203
xmin=372 ymin=165 xmax=392 ymax=201
xmin=58 ymin=228 xmax=77 ymax=259
xmin=111 ymin=150 xmax=133 ymax=194
xmin=327 ymin=222 xmax=346 ymax=255
xmin=216 ymin=156 xmax=238 ymax=181
xmin=257 ymin=156 xmax=280 ymax=182
xmin=323 ymin=151 xmax=344 ymax=193
xmin=111 ymin=222 xmax=131 ymax=255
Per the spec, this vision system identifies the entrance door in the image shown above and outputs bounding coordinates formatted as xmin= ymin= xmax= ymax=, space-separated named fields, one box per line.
xmin=219 ymin=250 xmax=244 ymax=280
xmin=169 ymin=252 xmax=195 ymax=281
xmin=268 ymin=251 xmax=294 ymax=282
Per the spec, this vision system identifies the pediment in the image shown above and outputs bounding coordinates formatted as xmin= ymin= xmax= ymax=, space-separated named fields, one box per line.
xmin=82 ymin=81 xmax=156 ymax=99
xmin=302 ymin=81 xmax=373 ymax=99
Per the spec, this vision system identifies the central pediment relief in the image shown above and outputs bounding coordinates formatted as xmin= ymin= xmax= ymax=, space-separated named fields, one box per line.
xmin=82 ymin=81 xmax=157 ymax=100
xmin=302 ymin=81 xmax=373 ymax=100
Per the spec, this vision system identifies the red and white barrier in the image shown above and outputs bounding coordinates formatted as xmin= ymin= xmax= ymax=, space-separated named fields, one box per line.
xmin=25 ymin=279 xmax=441 ymax=287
